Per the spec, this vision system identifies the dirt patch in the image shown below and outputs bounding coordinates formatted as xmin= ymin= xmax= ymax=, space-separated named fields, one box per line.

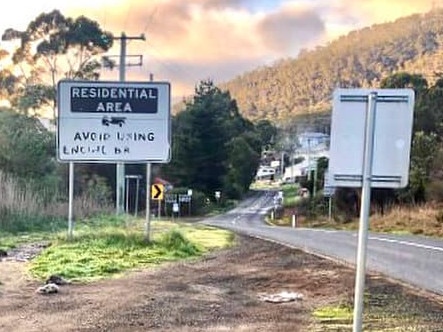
xmin=1 ymin=241 xmax=51 ymax=262
xmin=1 ymin=235 xmax=443 ymax=331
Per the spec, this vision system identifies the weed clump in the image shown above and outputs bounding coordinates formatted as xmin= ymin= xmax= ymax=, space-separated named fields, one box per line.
xmin=157 ymin=229 xmax=201 ymax=257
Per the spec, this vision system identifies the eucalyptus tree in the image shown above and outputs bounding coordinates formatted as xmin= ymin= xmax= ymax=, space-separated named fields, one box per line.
xmin=2 ymin=10 xmax=113 ymax=117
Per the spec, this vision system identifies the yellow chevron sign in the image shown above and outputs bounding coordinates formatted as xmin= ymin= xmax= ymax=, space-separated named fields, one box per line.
xmin=151 ymin=183 xmax=164 ymax=200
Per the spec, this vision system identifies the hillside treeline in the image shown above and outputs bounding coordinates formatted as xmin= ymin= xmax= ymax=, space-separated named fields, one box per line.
xmin=220 ymin=9 xmax=443 ymax=123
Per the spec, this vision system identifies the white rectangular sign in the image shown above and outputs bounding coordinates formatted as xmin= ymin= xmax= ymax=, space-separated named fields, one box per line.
xmin=57 ymin=80 xmax=171 ymax=163
xmin=329 ymin=88 xmax=414 ymax=188
xmin=323 ymin=170 xmax=335 ymax=197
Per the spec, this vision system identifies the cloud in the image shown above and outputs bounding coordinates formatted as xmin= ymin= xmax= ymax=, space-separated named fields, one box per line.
xmin=256 ymin=4 xmax=326 ymax=53
xmin=321 ymin=0 xmax=433 ymax=30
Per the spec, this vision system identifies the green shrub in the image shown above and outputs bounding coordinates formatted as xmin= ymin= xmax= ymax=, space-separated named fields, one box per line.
xmin=157 ymin=229 xmax=201 ymax=257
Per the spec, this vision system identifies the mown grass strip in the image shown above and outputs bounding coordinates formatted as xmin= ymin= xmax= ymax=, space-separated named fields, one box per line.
xmin=313 ymin=304 xmax=353 ymax=322
xmin=28 ymin=216 xmax=233 ymax=282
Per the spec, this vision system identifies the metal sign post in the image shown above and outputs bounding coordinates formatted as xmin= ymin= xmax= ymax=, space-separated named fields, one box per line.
xmin=68 ymin=162 xmax=74 ymax=240
xmin=352 ymin=92 xmax=377 ymax=332
xmin=125 ymin=175 xmax=142 ymax=215
xmin=187 ymin=189 xmax=193 ymax=216
xmin=145 ymin=163 xmax=152 ymax=242
xmin=323 ymin=170 xmax=335 ymax=221
xmin=328 ymin=196 xmax=332 ymax=222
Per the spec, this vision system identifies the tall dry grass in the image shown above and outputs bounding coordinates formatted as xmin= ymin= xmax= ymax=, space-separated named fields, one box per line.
xmin=0 ymin=171 xmax=113 ymax=233
xmin=277 ymin=199 xmax=443 ymax=238
xmin=0 ymin=172 xmax=41 ymax=215
xmin=370 ymin=204 xmax=443 ymax=237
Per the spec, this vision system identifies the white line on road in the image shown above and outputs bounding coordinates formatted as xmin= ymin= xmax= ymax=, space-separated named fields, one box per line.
xmin=302 ymin=229 xmax=340 ymax=233
xmin=368 ymin=236 xmax=443 ymax=253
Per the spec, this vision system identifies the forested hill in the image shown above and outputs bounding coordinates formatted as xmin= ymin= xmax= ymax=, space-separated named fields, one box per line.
xmin=219 ymin=9 xmax=443 ymax=123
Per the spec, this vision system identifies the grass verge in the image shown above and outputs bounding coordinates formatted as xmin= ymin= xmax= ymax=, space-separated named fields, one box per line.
xmin=312 ymin=279 xmax=443 ymax=331
xmin=18 ymin=215 xmax=233 ymax=282
xmin=313 ymin=304 xmax=353 ymax=326
xmin=282 ymin=184 xmax=300 ymax=207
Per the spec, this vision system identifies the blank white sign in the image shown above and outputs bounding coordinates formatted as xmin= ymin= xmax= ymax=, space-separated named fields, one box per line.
xmin=329 ymin=88 xmax=415 ymax=188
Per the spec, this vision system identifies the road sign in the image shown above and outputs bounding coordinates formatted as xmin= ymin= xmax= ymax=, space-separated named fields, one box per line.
xmin=172 ymin=203 xmax=179 ymax=213
xmin=179 ymin=194 xmax=191 ymax=203
xmin=165 ymin=194 xmax=177 ymax=203
xmin=57 ymin=80 xmax=171 ymax=163
xmin=151 ymin=184 xmax=164 ymax=200
xmin=323 ymin=170 xmax=335 ymax=197
xmin=329 ymin=88 xmax=414 ymax=188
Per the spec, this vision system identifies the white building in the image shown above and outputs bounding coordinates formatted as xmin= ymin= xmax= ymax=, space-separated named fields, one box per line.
xmin=297 ymin=132 xmax=329 ymax=150
xmin=255 ymin=166 xmax=276 ymax=180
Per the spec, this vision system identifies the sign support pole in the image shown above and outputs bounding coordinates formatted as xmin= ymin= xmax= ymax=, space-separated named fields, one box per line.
xmin=352 ymin=92 xmax=377 ymax=332
xmin=68 ymin=162 xmax=74 ymax=240
xmin=328 ymin=195 xmax=332 ymax=222
xmin=145 ymin=163 xmax=152 ymax=242
xmin=135 ymin=177 xmax=140 ymax=217
xmin=116 ymin=32 xmax=127 ymax=215
xmin=125 ymin=176 xmax=130 ymax=213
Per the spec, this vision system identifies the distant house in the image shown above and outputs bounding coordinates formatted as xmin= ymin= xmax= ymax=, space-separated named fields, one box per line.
xmin=283 ymin=159 xmax=316 ymax=182
xmin=297 ymin=132 xmax=329 ymax=149
xmin=255 ymin=166 xmax=276 ymax=180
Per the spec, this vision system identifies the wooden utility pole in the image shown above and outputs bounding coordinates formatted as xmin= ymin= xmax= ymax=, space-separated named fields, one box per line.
xmin=113 ymin=32 xmax=145 ymax=214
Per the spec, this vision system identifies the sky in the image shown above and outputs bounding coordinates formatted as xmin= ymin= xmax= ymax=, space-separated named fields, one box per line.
xmin=0 ymin=0 xmax=437 ymax=101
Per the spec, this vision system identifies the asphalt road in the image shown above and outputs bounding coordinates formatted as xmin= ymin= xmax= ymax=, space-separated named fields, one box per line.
xmin=203 ymin=190 xmax=443 ymax=295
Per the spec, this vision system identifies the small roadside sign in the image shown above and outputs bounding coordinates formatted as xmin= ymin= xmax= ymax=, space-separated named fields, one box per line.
xmin=165 ymin=194 xmax=176 ymax=203
xmin=172 ymin=203 xmax=179 ymax=213
xmin=151 ymin=184 xmax=164 ymax=200
xmin=179 ymin=194 xmax=191 ymax=203
xmin=323 ymin=170 xmax=335 ymax=197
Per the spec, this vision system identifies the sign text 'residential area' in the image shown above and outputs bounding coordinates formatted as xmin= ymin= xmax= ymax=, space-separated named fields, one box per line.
xmin=70 ymin=86 xmax=158 ymax=113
